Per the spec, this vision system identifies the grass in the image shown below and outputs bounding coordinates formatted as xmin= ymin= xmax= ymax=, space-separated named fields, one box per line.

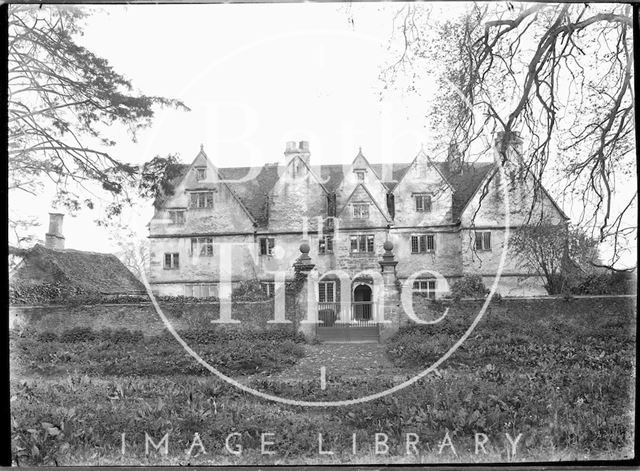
xmin=9 ymin=297 xmax=636 ymax=465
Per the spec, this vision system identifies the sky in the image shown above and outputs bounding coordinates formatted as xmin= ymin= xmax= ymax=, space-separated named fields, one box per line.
xmin=9 ymin=2 xmax=637 ymax=268
xmin=11 ymin=2 xmax=453 ymax=252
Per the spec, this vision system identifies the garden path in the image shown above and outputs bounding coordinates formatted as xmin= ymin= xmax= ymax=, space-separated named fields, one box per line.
xmin=266 ymin=343 xmax=411 ymax=382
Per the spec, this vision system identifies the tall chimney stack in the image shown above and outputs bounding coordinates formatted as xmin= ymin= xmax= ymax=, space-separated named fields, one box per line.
xmin=45 ymin=213 xmax=65 ymax=250
xmin=284 ymin=140 xmax=311 ymax=166
xmin=494 ymin=130 xmax=524 ymax=165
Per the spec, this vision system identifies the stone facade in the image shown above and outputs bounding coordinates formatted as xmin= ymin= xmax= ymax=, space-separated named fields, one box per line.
xmin=148 ymin=140 xmax=568 ymax=320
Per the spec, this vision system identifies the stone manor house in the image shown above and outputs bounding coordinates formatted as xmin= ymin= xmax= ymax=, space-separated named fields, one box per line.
xmin=148 ymin=139 xmax=567 ymax=323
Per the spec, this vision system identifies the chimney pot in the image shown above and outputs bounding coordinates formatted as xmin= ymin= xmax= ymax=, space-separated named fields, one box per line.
xmin=285 ymin=141 xmax=297 ymax=153
xmin=283 ymin=140 xmax=311 ymax=166
xmin=45 ymin=212 xmax=65 ymax=250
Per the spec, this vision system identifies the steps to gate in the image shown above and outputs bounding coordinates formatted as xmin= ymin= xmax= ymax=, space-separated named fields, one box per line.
xmin=316 ymin=325 xmax=380 ymax=343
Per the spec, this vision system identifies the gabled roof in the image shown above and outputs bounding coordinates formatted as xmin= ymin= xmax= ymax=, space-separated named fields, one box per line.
xmin=457 ymin=165 xmax=569 ymax=222
xmin=440 ymin=162 xmax=495 ymax=221
xmin=154 ymin=158 xmax=505 ymax=226
xmin=351 ymin=148 xmax=378 ymax=174
xmin=190 ymin=149 xmax=257 ymax=225
xmin=338 ymin=183 xmax=392 ymax=223
xmin=392 ymin=149 xmax=455 ymax=194
xmin=10 ymin=244 xmax=145 ymax=295
xmin=269 ymin=154 xmax=331 ymax=196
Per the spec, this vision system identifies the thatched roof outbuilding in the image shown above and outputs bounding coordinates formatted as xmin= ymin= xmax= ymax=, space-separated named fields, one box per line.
xmin=9 ymin=243 xmax=145 ymax=295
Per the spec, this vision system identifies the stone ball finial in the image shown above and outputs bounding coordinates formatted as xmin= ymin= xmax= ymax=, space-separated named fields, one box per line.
xmin=383 ymin=240 xmax=394 ymax=252
xmin=299 ymin=242 xmax=310 ymax=254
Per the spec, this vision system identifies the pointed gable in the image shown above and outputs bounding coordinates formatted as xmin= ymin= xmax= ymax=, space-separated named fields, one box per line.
xmin=267 ymin=155 xmax=330 ymax=231
xmin=338 ymin=183 xmax=391 ymax=228
xmin=391 ymin=149 xmax=454 ymax=226
xmin=460 ymin=166 xmax=568 ymax=227
xmin=151 ymin=147 xmax=256 ymax=234
xmin=335 ymin=148 xmax=391 ymax=219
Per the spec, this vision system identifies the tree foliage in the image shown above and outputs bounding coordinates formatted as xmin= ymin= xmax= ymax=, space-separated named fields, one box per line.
xmin=383 ymin=3 xmax=635 ymax=268
xmin=510 ymin=223 xmax=599 ymax=294
xmin=8 ymin=5 xmax=189 ymax=213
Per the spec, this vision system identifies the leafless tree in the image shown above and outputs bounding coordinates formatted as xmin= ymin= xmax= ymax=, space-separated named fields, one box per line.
xmin=382 ymin=2 xmax=635 ymax=269
xmin=8 ymin=217 xmax=42 ymax=249
xmin=510 ymin=223 xmax=600 ymax=294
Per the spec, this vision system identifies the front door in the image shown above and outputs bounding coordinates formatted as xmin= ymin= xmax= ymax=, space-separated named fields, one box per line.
xmin=353 ymin=284 xmax=372 ymax=321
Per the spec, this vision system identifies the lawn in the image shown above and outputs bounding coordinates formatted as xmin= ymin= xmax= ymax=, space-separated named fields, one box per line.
xmin=9 ymin=297 xmax=636 ymax=465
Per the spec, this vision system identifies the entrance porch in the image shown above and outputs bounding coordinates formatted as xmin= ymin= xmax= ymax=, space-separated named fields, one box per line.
xmin=316 ymin=284 xmax=380 ymax=342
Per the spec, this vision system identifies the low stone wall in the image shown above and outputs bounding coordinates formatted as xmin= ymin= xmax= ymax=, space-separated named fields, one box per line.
xmin=12 ymin=293 xmax=632 ymax=341
xmin=9 ymin=299 xmax=289 ymax=335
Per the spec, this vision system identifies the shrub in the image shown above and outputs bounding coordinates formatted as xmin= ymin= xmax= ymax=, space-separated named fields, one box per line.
xmin=109 ymin=328 xmax=144 ymax=344
xmin=59 ymin=327 xmax=96 ymax=343
xmin=450 ymin=274 xmax=489 ymax=300
xmin=231 ymin=280 xmax=268 ymax=301
xmin=36 ymin=331 xmax=58 ymax=342
xmin=544 ymin=272 xmax=570 ymax=294
xmin=177 ymin=326 xmax=306 ymax=344
xmin=570 ymin=272 xmax=635 ymax=295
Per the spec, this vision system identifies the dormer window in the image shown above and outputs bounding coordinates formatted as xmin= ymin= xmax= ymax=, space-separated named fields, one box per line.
xmin=353 ymin=203 xmax=369 ymax=219
xmin=415 ymin=194 xmax=432 ymax=212
xmin=354 ymin=170 xmax=366 ymax=182
xmin=195 ymin=167 xmax=207 ymax=181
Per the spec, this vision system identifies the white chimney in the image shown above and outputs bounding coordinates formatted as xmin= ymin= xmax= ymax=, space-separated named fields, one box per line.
xmin=45 ymin=213 xmax=65 ymax=250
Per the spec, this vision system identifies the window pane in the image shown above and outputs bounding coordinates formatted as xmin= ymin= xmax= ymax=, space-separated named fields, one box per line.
xmin=326 ymin=282 xmax=334 ymax=302
xmin=411 ymin=236 xmax=418 ymax=253
xmin=427 ymin=235 xmax=435 ymax=251
xmin=416 ymin=196 xmax=423 ymax=211
xmin=318 ymin=238 xmax=325 ymax=253
xmin=425 ymin=196 xmax=432 ymax=212
xmin=327 ymin=236 xmax=333 ymax=252
xmin=413 ymin=281 xmax=419 ymax=289
xmin=366 ymin=235 xmax=374 ymax=252
xmin=319 ymin=283 xmax=326 ymax=302
xmin=484 ymin=232 xmax=491 ymax=250
xmin=206 ymin=193 xmax=213 ymax=207
xmin=359 ymin=235 xmax=366 ymax=251
xmin=350 ymin=236 xmax=358 ymax=252
xmin=419 ymin=235 xmax=426 ymax=253
xmin=260 ymin=238 xmax=267 ymax=255
xmin=165 ymin=253 xmax=171 ymax=266
xmin=475 ymin=232 xmax=483 ymax=250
